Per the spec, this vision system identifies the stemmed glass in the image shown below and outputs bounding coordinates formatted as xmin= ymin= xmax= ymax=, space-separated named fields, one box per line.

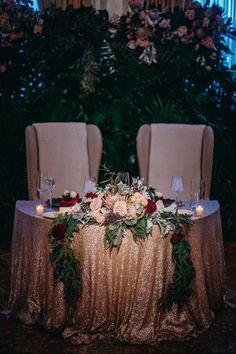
xmin=37 ymin=171 xmax=47 ymax=204
xmin=45 ymin=175 xmax=56 ymax=210
xmin=171 ymin=176 xmax=184 ymax=207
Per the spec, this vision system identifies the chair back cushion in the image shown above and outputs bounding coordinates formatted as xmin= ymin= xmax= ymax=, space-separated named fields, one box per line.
xmin=148 ymin=124 xmax=206 ymax=200
xmin=33 ymin=122 xmax=89 ymax=196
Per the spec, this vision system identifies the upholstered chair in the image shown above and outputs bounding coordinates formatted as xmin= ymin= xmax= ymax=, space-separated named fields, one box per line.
xmin=136 ymin=124 xmax=214 ymax=200
xmin=25 ymin=122 xmax=102 ymax=200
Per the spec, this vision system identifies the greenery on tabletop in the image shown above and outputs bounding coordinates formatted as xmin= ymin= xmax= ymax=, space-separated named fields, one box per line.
xmin=49 ymin=174 xmax=195 ymax=310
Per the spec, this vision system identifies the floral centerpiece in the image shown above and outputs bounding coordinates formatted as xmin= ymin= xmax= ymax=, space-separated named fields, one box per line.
xmin=49 ymin=174 xmax=195 ymax=310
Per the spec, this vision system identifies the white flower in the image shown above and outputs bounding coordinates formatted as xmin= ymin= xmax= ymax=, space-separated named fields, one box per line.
xmin=113 ymin=200 xmax=127 ymax=217
xmin=63 ymin=189 xmax=70 ymax=196
xmin=70 ymin=191 xmax=77 ymax=198
xmin=139 ymin=43 xmax=157 ymax=65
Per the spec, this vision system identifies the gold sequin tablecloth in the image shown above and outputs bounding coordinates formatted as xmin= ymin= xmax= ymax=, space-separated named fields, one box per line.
xmin=9 ymin=200 xmax=225 ymax=345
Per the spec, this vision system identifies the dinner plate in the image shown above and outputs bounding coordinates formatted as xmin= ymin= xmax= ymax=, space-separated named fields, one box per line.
xmin=177 ymin=209 xmax=194 ymax=216
xmin=42 ymin=211 xmax=60 ymax=219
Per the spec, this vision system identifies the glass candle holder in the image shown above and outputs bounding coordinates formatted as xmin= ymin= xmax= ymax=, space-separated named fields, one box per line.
xmin=36 ymin=204 xmax=44 ymax=215
xmin=196 ymin=204 xmax=204 ymax=216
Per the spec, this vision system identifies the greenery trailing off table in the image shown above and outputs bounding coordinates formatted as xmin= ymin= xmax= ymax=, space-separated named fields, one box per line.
xmin=49 ymin=176 xmax=195 ymax=310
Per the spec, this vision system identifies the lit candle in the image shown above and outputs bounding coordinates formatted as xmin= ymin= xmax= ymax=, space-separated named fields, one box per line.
xmin=196 ymin=204 xmax=204 ymax=216
xmin=36 ymin=204 xmax=44 ymax=215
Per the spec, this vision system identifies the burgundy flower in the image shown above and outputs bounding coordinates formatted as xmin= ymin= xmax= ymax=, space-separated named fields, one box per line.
xmin=145 ymin=199 xmax=157 ymax=214
xmin=85 ymin=192 xmax=97 ymax=199
xmin=52 ymin=224 xmax=66 ymax=241
xmin=170 ymin=232 xmax=182 ymax=245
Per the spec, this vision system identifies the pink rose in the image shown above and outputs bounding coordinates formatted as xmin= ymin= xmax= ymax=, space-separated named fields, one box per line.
xmin=201 ymin=36 xmax=215 ymax=49
xmin=128 ymin=0 xmax=144 ymax=11
xmin=90 ymin=197 xmax=102 ymax=212
xmin=127 ymin=40 xmax=136 ymax=49
xmin=136 ymin=38 xmax=150 ymax=48
xmin=135 ymin=27 xmax=146 ymax=39
xmin=159 ymin=19 xmax=171 ymax=29
xmin=185 ymin=9 xmax=195 ymax=21
xmin=177 ymin=26 xmax=188 ymax=38
xmin=202 ymin=17 xmax=210 ymax=27
xmin=139 ymin=11 xmax=146 ymax=20
xmin=113 ymin=201 xmax=127 ymax=217
xmin=34 ymin=24 xmax=42 ymax=35
xmin=110 ymin=13 xmax=120 ymax=24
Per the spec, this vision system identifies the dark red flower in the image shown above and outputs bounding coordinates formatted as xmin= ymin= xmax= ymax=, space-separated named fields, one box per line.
xmin=170 ymin=232 xmax=182 ymax=245
xmin=52 ymin=224 xmax=66 ymax=241
xmin=85 ymin=192 xmax=97 ymax=199
xmin=145 ymin=199 xmax=157 ymax=214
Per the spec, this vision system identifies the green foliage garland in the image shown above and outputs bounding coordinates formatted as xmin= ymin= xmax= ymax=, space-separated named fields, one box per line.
xmin=49 ymin=179 xmax=195 ymax=310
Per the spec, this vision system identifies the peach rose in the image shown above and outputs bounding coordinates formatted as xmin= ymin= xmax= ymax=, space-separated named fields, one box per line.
xmin=90 ymin=197 xmax=102 ymax=212
xmin=136 ymin=38 xmax=150 ymax=48
xmin=113 ymin=200 xmax=127 ymax=217
xmin=91 ymin=211 xmax=105 ymax=224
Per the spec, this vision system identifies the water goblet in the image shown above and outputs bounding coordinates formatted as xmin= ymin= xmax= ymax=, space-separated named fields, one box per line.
xmin=37 ymin=171 xmax=47 ymax=204
xmin=171 ymin=176 xmax=184 ymax=207
xmin=45 ymin=175 xmax=56 ymax=210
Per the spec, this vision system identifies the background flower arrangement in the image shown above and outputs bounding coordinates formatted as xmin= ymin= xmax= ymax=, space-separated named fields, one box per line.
xmin=112 ymin=0 xmax=232 ymax=71
xmin=0 ymin=1 xmax=236 ymax=245
xmin=49 ymin=175 xmax=195 ymax=309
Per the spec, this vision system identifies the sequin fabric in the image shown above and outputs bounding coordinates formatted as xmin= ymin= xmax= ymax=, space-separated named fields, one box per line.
xmin=8 ymin=201 xmax=226 ymax=346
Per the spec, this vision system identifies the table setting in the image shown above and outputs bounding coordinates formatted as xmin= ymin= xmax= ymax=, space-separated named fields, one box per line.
xmin=8 ymin=171 xmax=226 ymax=346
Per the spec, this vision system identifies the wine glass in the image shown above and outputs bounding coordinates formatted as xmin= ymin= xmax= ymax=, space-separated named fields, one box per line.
xmin=117 ymin=172 xmax=130 ymax=185
xmin=37 ymin=171 xmax=47 ymax=204
xmin=45 ymin=175 xmax=56 ymax=210
xmin=171 ymin=176 xmax=183 ymax=207
xmin=190 ymin=179 xmax=205 ymax=210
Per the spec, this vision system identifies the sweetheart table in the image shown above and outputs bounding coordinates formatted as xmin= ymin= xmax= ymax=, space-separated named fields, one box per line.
xmin=9 ymin=200 xmax=226 ymax=346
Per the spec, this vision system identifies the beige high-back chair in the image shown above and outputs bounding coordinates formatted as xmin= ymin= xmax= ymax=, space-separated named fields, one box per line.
xmin=26 ymin=122 xmax=102 ymax=200
xmin=136 ymin=124 xmax=214 ymax=200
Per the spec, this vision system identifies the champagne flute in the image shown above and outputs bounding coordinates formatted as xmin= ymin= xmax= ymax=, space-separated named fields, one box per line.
xmin=171 ymin=176 xmax=183 ymax=207
xmin=45 ymin=175 xmax=56 ymax=210
xmin=37 ymin=171 xmax=47 ymax=204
